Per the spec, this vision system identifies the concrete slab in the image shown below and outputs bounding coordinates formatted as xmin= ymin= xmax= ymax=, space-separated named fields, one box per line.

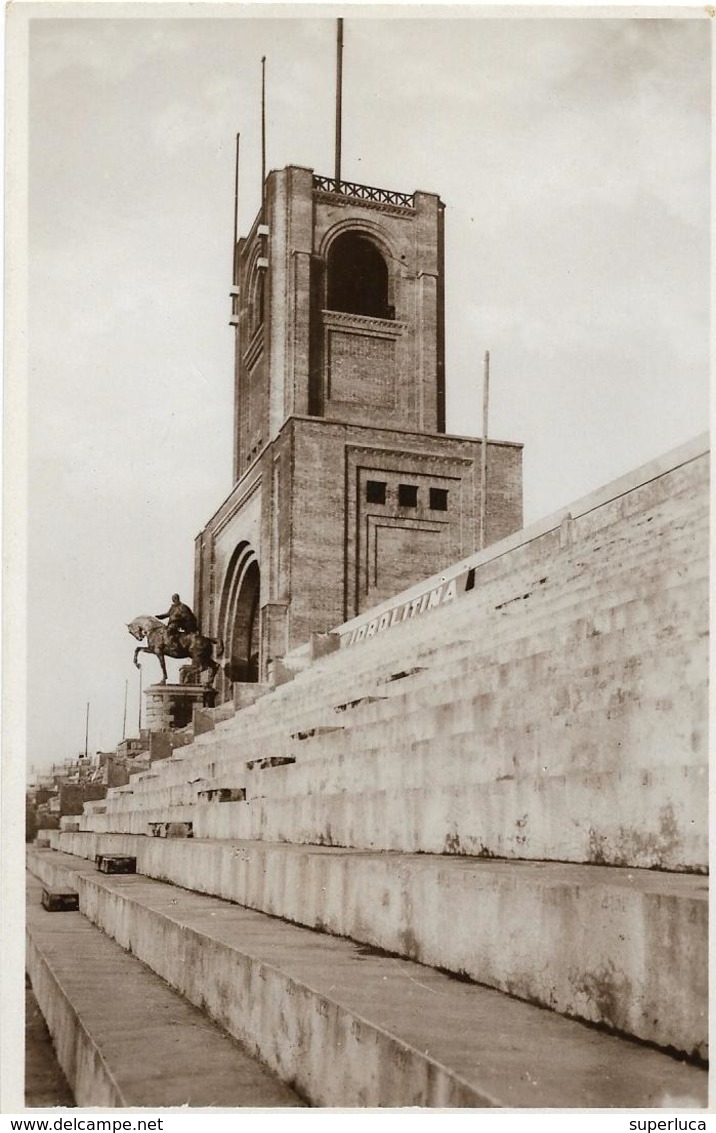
xmin=28 ymin=852 xmax=707 ymax=1109
xmin=26 ymin=876 xmax=303 ymax=1108
xmin=76 ymin=758 xmax=707 ymax=871
xmin=25 ymin=978 xmax=75 ymax=1107
xmin=184 ymin=764 xmax=706 ymax=872
xmin=31 ymin=841 xmax=706 ymax=1057
xmin=33 ymin=449 xmax=707 ymax=1108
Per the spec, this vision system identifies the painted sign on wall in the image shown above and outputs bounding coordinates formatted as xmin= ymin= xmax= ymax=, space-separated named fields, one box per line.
xmin=341 ymin=568 xmax=474 ymax=647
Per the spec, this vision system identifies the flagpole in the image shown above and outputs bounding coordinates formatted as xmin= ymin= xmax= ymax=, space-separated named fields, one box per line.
xmin=229 ymin=132 xmax=241 ymax=328
xmin=479 ymin=350 xmax=490 ymax=550
xmin=335 ymin=19 xmax=343 ymax=185
xmin=232 ymin=132 xmax=240 ymax=281
xmin=261 ymin=57 xmax=266 ymax=217
xmin=233 ymin=132 xmax=240 ymax=266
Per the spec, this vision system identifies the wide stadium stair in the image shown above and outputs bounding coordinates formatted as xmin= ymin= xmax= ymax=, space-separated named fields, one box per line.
xmin=27 ymin=435 xmax=709 ymax=1107
xmin=25 ymin=875 xmax=302 ymax=1108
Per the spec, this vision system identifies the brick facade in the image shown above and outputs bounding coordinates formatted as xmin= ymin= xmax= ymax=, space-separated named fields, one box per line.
xmin=195 ymin=166 xmax=523 ymax=696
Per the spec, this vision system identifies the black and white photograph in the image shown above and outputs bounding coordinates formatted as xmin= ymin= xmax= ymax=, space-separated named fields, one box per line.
xmin=3 ymin=3 xmax=710 ymax=1120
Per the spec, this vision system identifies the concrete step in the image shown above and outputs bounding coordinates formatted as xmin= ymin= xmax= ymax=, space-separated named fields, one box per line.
xmin=135 ymin=666 xmax=704 ymax=807
xmin=302 ymin=651 xmax=707 ymax=751
xmin=75 ymin=760 xmax=707 ymax=872
xmin=202 ymin=764 xmax=706 ymax=871
xmin=298 ymin=684 xmax=706 ymax=768
xmin=30 ymin=842 xmax=707 ymax=1060
xmin=156 ymin=578 xmax=706 ymax=784
xmin=217 ymin=570 xmax=707 ymax=737
xmin=99 ymin=673 xmax=707 ymax=817
xmin=215 ymin=710 xmax=704 ymax=804
xmin=122 ymin=672 xmax=704 ymax=812
xmin=286 ymin=552 xmax=704 ymax=681
xmin=26 ymin=849 xmax=707 ymax=1108
xmin=173 ymin=598 xmax=709 ymax=757
xmin=87 ymin=635 xmax=707 ymax=862
xmin=25 ymin=874 xmax=302 ymax=1108
xmin=337 ymin=568 xmax=706 ymax=696
xmin=381 ymin=614 xmax=707 ymax=711
xmin=25 ymin=976 xmax=75 ymax=1107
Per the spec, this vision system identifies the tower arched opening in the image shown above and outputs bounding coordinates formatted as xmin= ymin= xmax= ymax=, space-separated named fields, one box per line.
xmin=327 ymin=233 xmax=392 ymax=319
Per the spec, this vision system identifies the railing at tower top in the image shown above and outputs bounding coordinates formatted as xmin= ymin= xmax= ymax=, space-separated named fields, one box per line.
xmin=313 ymin=175 xmax=415 ymax=208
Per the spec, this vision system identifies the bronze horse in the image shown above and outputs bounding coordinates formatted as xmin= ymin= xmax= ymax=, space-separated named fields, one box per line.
xmin=127 ymin=616 xmax=223 ymax=685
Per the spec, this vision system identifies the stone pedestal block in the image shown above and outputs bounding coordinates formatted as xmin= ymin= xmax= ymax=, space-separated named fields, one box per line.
xmin=268 ymin=659 xmax=297 ymax=688
xmin=144 ymin=684 xmax=207 ymax=733
xmin=193 ymin=707 xmax=216 ymax=737
xmin=149 ymin=731 xmax=173 ymax=763
xmin=106 ymin=755 xmax=130 ymax=788
xmin=233 ymin=682 xmax=272 ymax=711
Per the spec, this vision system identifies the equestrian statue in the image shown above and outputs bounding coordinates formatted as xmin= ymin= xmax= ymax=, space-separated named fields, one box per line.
xmin=128 ymin=594 xmax=223 ymax=686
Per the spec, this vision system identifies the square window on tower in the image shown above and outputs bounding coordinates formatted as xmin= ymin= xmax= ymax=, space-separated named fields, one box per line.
xmin=366 ymin=480 xmax=387 ymax=504
xmin=430 ymin=487 xmax=448 ymax=511
xmin=398 ymin=484 xmax=418 ymax=508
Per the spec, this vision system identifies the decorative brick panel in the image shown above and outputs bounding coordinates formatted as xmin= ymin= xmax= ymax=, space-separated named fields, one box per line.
xmin=327 ymin=330 xmax=396 ymax=406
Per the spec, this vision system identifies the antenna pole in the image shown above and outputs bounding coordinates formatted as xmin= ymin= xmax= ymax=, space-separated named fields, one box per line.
xmin=261 ymin=57 xmax=267 ymax=216
xmin=479 ymin=350 xmax=490 ymax=550
xmin=335 ymin=19 xmax=343 ymax=185
xmin=232 ymin=132 xmax=240 ymax=320
xmin=233 ymin=133 xmax=240 ymax=278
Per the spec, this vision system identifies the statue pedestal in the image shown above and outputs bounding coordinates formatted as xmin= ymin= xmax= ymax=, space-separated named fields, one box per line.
xmin=144 ymin=684 xmax=211 ymax=733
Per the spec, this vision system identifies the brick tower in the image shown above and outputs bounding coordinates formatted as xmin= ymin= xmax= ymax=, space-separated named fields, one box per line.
xmin=195 ymin=167 xmax=523 ymax=694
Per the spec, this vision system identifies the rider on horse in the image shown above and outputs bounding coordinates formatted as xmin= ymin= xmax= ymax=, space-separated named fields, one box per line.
xmin=156 ymin=594 xmax=198 ymax=649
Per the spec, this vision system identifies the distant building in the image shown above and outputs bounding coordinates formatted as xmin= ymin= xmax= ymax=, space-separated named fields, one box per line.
xmin=27 ymin=734 xmax=151 ymax=833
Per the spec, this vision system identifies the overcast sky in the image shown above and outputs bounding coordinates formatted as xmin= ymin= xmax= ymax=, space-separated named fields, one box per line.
xmin=24 ymin=12 xmax=710 ymax=773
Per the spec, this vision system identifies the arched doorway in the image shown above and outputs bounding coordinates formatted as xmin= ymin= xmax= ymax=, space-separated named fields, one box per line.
xmin=217 ymin=543 xmax=261 ymax=699
xmin=230 ymin=559 xmax=260 ymax=683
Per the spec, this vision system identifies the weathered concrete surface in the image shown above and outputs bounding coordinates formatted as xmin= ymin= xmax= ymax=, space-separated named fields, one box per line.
xmin=33 ymin=841 xmax=706 ymax=1058
xmin=94 ymin=622 xmax=709 ymax=802
xmin=25 ymin=978 xmax=75 ymax=1107
xmin=77 ymin=761 xmax=706 ymax=871
xmin=77 ymin=462 xmax=708 ymax=869
xmin=27 ymin=852 xmax=707 ymax=1108
xmin=25 ymin=876 xmax=302 ymax=1108
xmin=32 ymin=447 xmax=706 ymax=1107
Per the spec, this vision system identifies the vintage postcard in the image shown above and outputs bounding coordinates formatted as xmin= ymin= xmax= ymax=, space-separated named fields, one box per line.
xmin=3 ymin=2 xmax=710 ymax=1123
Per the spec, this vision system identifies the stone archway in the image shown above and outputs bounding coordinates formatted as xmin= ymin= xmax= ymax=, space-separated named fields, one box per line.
xmin=217 ymin=543 xmax=261 ymax=699
xmin=230 ymin=559 xmax=260 ymax=683
xmin=327 ymin=232 xmax=391 ymax=319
